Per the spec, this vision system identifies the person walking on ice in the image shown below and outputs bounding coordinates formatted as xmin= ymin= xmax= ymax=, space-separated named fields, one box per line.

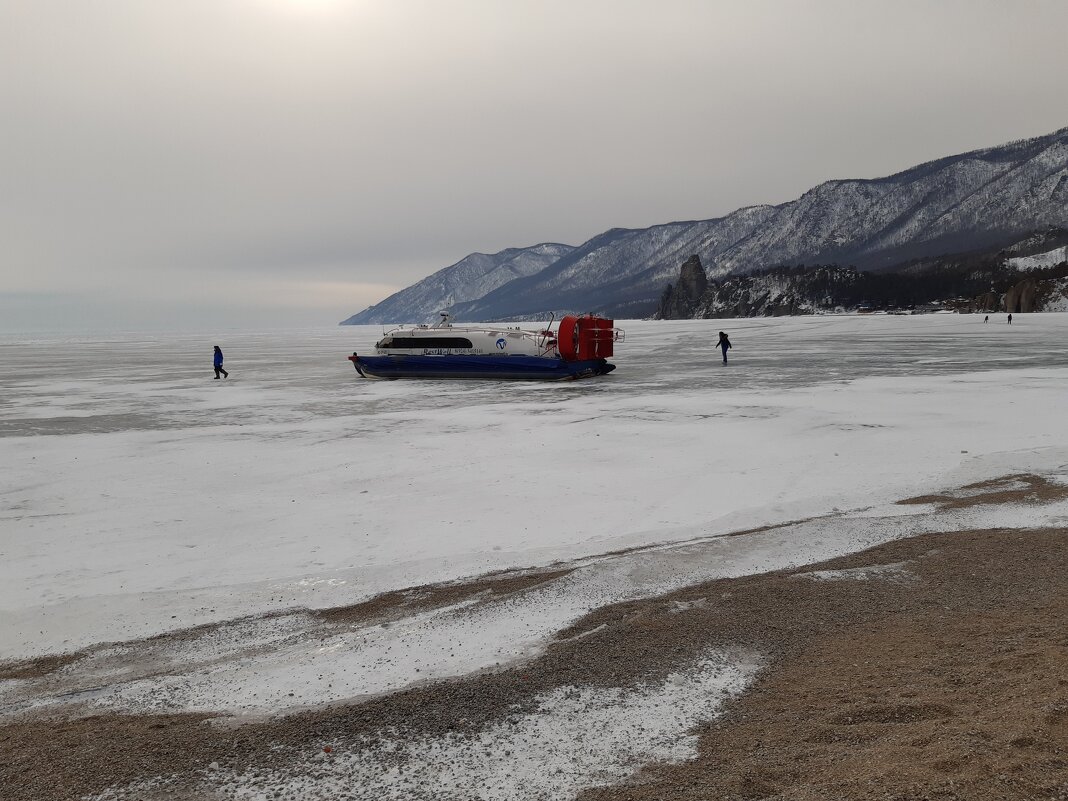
xmin=717 ymin=331 xmax=732 ymax=364
xmin=213 ymin=345 xmax=229 ymax=379
xmin=1007 ymin=314 xmax=1013 ymax=325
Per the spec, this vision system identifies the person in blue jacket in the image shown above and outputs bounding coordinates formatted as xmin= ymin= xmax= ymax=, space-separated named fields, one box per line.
xmin=213 ymin=345 xmax=229 ymax=379
xmin=717 ymin=331 xmax=732 ymax=364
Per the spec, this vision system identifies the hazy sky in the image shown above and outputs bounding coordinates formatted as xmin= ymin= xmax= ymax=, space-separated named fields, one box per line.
xmin=3 ymin=0 xmax=1067 ymax=331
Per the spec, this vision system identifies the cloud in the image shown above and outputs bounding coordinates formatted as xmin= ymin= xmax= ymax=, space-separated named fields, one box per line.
xmin=3 ymin=0 xmax=1068 ymax=330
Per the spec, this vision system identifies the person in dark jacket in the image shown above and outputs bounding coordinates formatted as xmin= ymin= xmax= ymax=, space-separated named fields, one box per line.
xmin=717 ymin=331 xmax=732 ymax=364
xmin=1007 ymin=313 xmax=1013 ymax=324
xmin=213 ymin=345 xmax=229 ymax=379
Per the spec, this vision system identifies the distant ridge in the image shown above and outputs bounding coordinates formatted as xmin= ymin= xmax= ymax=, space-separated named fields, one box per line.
xmin=341 ymin=126 xmax=1068 ymax=324
xmin=340 ymin=243 xmax=574 ymax=325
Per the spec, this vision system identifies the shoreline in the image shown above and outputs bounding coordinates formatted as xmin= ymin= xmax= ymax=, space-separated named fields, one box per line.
xmin=3 ymin=475 xmax=1068 ymax=800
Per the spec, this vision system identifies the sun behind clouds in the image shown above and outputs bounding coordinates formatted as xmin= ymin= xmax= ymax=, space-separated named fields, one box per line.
xmin=267 ymin=0 xmax=354 ymax=13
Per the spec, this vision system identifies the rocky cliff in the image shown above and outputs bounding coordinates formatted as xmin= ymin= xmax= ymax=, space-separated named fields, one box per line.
xmin=1002 ymin=275 xmax=1068 ymax=313
xmin=697 ymin=266 xmax=866 ymax=318
xmin=654 ymin=255 xmax=708 ymax=319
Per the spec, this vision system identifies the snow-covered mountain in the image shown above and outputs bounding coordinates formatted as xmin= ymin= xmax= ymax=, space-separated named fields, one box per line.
xmin=340 ymin=243 xmax=574 ymax=325
xmin=342 ymin=126 xmax=1068 ymax=323
xmin=1008 ymin=245 xmax=1068 ymax=272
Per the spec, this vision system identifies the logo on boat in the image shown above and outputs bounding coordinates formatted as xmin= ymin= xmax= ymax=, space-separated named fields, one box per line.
xmin=495 ymin=338 xmax=507 ymax=350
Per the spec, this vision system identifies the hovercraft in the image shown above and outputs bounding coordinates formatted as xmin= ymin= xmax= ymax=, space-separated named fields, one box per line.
xmin=347 ymin=313 xmax=622 ymax=380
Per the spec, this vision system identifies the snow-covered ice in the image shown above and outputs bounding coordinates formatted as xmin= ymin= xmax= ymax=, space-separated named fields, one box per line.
xmin=3 ymin=313 xmax=1068 ymax=682
xmin=7 ymin=313 xmax=1068 ymax=801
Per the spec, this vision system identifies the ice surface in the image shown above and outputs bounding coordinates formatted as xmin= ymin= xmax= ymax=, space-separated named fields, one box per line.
xmin=9 ymin=314 xmax=1068 ymax=800
xmin=4 ymin=313 xmax=1068 ymax=668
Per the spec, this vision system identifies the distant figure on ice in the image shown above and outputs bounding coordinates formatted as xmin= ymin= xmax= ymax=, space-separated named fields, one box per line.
xmin=717 ymin=331 xmax=732 ymax=364
xmin=1007 ymin=313 xmax=1013 ymax=325
xmin=984 ymin=315 xmax=989 ymax=322
xmin=213 ymin=345 xmax=229 ymax=379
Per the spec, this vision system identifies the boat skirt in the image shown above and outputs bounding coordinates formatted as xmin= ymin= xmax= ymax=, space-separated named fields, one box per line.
xmin=349 ymin=354 xmax=615 ymax=380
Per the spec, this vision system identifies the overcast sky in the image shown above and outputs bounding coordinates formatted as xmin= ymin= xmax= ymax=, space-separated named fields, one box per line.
xmin=3 ymin=0 xmax=1067 ymax=331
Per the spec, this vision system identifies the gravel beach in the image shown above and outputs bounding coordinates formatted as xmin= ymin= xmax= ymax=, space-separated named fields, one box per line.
xmin=3 ymin=475 xmax=1067 ymax=801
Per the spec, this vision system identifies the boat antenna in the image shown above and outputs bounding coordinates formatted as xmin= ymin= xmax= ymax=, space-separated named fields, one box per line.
xmin=540 ymin=311 xmax=555 ymax=349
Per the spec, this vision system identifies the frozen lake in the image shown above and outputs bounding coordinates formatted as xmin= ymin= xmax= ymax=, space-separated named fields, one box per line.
xmin=3 ymin=313 xmax=1068 ymax=662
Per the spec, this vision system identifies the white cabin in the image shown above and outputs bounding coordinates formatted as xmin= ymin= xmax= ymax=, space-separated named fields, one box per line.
xmin=375 ymin=313 xmax=557 ymax=357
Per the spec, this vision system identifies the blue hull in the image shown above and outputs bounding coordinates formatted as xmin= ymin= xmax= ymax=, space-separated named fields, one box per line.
xmin=350 ymin=354 xmax=615 ymax=380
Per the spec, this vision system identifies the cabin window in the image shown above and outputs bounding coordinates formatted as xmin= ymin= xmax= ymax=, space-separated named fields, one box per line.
xmin=379 ymin=337 xmax=475 ymax=349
